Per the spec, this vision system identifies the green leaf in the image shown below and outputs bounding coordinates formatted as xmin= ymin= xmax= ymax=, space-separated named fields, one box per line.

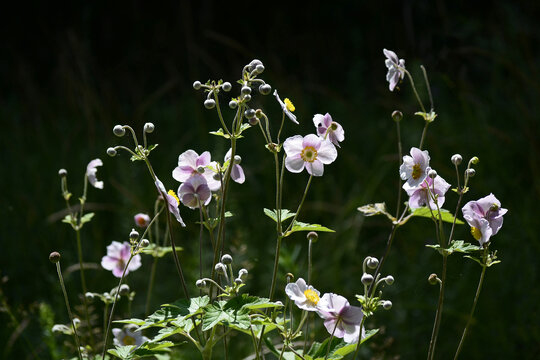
xmin=141 ymin=244 xmax=183 ymax=258
xmin=80 ymin=212 xmax=95 ymax=225
xmin=415 ymin=111 xmax=437 ymax=123
xmin=202 ymin=300 xmax=250 ymax=331
xmin=163 ymin=296 xmax=209 ymax=317
xmin=409 ymin=207 xmax=464 ymax=224
xmin=308 ymin=329 xmax=379 ymax=360
xmin=61 ymin=214 xmax=75 ymax=224
xmin=357 ymin=203 xmax=395 ymax=222
xmin=108 ymin=346 xmax=136 ymax=359
xmin=283 ymin=221 xmax=334 ymax=237
xmin=114 ymin=318 xmax=146 ymax=326
xmin=426 ymin=240 xmax=481 ymax=256
xmin=264 ymin=208 xmax=296 ymax=223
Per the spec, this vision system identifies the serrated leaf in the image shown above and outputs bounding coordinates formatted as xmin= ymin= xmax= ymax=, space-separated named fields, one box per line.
xmin=108 ymin=345 xmax=136 ymax=359
xmin=426 ymin=240 xmax=481 ymax=256
xmin=114 ymin=318 xmax=146 ymax=326
xmin=264 ymin=208 xmax=296 ymax=223
xmin=210 ymin=128 xmax=242 ymax=139
xmin=283 ymin=221 xmax=334 ymax=237
xmin=308 ymin=329 xmax=379 ymax=360
xmin=163 ymin=296 xmax=209 ymax=316
xmin=202 ymin=300 xmax=250 ymax=331
xmin=141 ymin=244 xmax=183 ymax=258
xmin=357 ymin=203 xmax=396 ymax=222
xmin=410 ymin=207 xmax=464 ymax=224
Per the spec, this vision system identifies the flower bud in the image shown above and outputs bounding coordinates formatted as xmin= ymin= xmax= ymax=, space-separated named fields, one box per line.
xmin=85 ymin=292 xmax=94 ymax=301
xmin=366 ymin=256 xmax=379 ymax=269
xmin=451 ymin=154 xmax=462 ymax=165
xmin=470 ymin=156 xmax=479 ymax=164
xmin=204 ymin=99 xmax=216 ymax=109
xmin=58 ymin=169 xmax=67 ymax=177
xmin=382 ymin=300 xmax=393 ymax=310
xmin=428 ymin=169 xmax=437 ymax=179
xmin=221 ymin=254 xmax=233 ymax=265
xmin=215 ymin=263 xmax=226 ymax=274
xmin=255 ymin=64 xmax=265 ymax=74
xmin=229 ymin=100 xmax=238 ymax=109
xmin=134 ymin=213 xmax=151 ymax=228
xmin=384 ymin=275 xmax=395 ymax=285
xmin=243 ymin=94 xmax=252 ymax=102
xmin=140 ymin=239 xmax=150 ymax=248
xmin=245 ymin=109 xmax=256 ymax=119
xmin=193 ymin=81 xmax=202 ymax=90
xmin=119 ymin=284 xmax=130 ymax=296
xmin=107 ymin=147 xmax=117 ymax=157
xmin=259 ymin=84 xmax=271 ymax=95
xmin=466 ymin=168 xmax=476 ymax=177
xmin=49 ymin=252 xmax=61 ymax=263
xmin=241 ymin=86 xmax=252 ymax=95
xmin=233 ymin=155 xmax=242 ymax=165
xmin=248 ymin=59 xmax=263 ymax=72
xmin=391 ymin=110 xmax=403 ymax=122
xmin=213 ymin=173 xmax=221 ymax=181
xmin=286 ymin=273 xmax=295 ymax=283
xmin=113 ymin=125 xmax=126 ymax=137
xmin=196 ymin=279 xmax=207 ymax=289
xmin=238 ymin=268 xmax=248 ymax=279
xmin=255 ymin=109 xmax=264 ymax=118
xmin=144 ymin=122 xmax=155 ymax=133
xmin=73 ymin=318 xmax=81 ymax=327
xmin=234 ymin=278 xmax=243 ymax=285
xmin=129 ymin=229 xmax=139 ymax=241
xmin=307 ymin=231 xmax=318 ymax=243
xmin=248 ymin=117 xmax=259 ymax=126
xmin=428 ymin=273 xmax=439 ymax=285
xmin=221 ymin=82 xmax=232 ymax=92
xmin=361 ymin=273 xmax=374 ymax=285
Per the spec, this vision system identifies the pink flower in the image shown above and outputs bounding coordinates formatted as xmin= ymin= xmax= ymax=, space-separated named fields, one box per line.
xmin=313 ymin=113 xmax=344 ymax=147
xmin=399 ymin=147 xmax=430 ymax=187
xmin=285 ymin=278 xmax=321 ymax=312
xmin=155 ymin=178 xmax=185 ymax=226
xmin=462 ymin=194 xmax=508 ymax=245
xmin=283 ymin=134 xmax=337 ymax=176
xmin=384 ymin=48 xmax=406 ymax=91
xmin=101 ymin=241 xmax=141 ymax=278
xmin=224 ymin=149 xmax=245 ymax=184
xmin=317 ymin=293 xmax=364 ymax=344
xmin=134 ymin=213 xmax=151 ymax=228
xmin=178 ymin=174 xmax=212 ymax=209
xmin=172 ymin=150 xmax=220 ymax=191
xmin=403 ymin=174 xmax=451 ymax=209
xmin=86 ymin=159 xmax=104 ymax=189
xmin=112 ymin=326 xmax=148 ymax=347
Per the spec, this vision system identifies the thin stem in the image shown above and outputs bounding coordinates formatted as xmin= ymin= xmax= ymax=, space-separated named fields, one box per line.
xmin=75 ymin=229 xmax=93 ymax=347
xmin=213 ymin=91 xmax=231 ymax=136
xmin=284 ymin=175 xmax=313 ymax=235
xmin=427 ymin=254 xmax=448 ymax=360
xmin=56 ymin=262 xmax=83 ymax=360
xmin=420 ymin=65 xmax=434 ymax=112
xmin=198 ymin=199 xmax=204 ymax=285
xmin=277 ymin=112 xmax=286 ymax=145
xmin=352 ymin=315 xmax=367 ymax=360
xmin=145 ymin=258 xmax=158 ymax=316
xmin=404 ymin=69 xmax=426 ymax=113
xmin=395 ymin=119 xmax=403 ymax=218
xmin=454 ymin=249 xmax=488 ymax=359
xmin=249 ymin=326 xmax=261 ymax=360
xmin=418 ymin=122 xmax=430 ymax=151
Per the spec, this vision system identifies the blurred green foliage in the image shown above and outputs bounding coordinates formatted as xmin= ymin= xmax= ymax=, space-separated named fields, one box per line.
xmin=1 ymin=1 xmax=539 ymax=359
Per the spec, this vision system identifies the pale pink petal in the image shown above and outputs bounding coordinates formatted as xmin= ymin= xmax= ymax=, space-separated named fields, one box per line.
xmin=197 ymin=151 xmax=211 ymax=167
xmin=285 ymin=155 xmax=305 ymax=173
xmin=283 ymin=135 xmax=304 ymax=157
xmin=302 ymin=134 xmax=322 ymax=150
xmin=101 ymin=256 xmax=118 ymax=271
xmin=231 ymin=164 xmax=245 ymax=184
xmin=316 ymin=140 xmax=338 ymax=164
xmin=307 ymin=160 xmax=324 ymax=176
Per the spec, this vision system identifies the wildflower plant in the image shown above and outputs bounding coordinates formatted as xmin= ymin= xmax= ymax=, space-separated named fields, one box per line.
xmin=49 ymin=52 xmax=507 ymax=360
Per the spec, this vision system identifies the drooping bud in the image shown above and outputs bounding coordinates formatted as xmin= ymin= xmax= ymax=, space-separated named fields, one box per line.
xmin=238 ymin=268 xmax=248 ymax=279
xmin=221 ymin=82 xmax=232 ymax=92
xmin=58 ymin=169 xmax=67 ymax=177
xmin=106 ymin=147 xmax=117 ymax=157
xmin=229 ymin=100 xmax=238 ymax=109
xmin=119 ymin=284 xmax=130 ymax=296
xmin=243 ymin=94 xmax=252 ymax=102
xmin=85 ymin=292 xmax=94 ymax=301
xmin=361 ymin=273 xmax=374 ymax=285
xmin=140 ymin=239 xmax=150 ymax=248
xmin=233 ymin=155 xmax=242 ymax=165
xmin=382 ymin=300 xmax=393 ymax=310
xmin=384 ymin=275 xmax=395 ymax=285
xmin=248 ymin=117 xmax=259 ymax=126
xmin=144 ymin=122 xmax=155 ymax=133
xmin=391 ymin=110 xmax=403 ymax=122
xmin=451 ymin=154 xmax=462 ymax=165
xmin=245 ymin=109 xmax=256 ymax=119
xmin=193 ymin=81 xmax=202 ymax=90
xmin=470 ymin=156 xmax=479 ymax=164
xmin=241 ymin=86 xmax=252 ymax=95
xmin=259 ymin=84 xmax=271 ymax=95
xmin=49 ymin=252 xmax=61 ymax=263
xmin=113 ymin=125 xmax=126 ymax=137
xmin=466 ymin=168 xmax=476 ymax=177
xmin=307 ymin=231 xmax=318 ymax=243
xmin=204 ymin=99 xmax=216 ymax=109
xmin=234 ymin=278 xmax=243 ymax=285
xmin=428 ymin=273 xmax=439 ymax=285
xmin=196 ymin=279 xmax=207 ymax=289
xmin=255 ymin=64 xmax=265 ymax=74
xmin=366 ymin=256 xmax=379 ymax=269
xmin=221 ymin=254 xmax=233 ymax=265
xmin=214 ymin=263 xmax=226 ymax=274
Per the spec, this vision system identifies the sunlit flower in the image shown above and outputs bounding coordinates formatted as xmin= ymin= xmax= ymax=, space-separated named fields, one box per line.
xmin=224 ymin=149 xmax=245 ymax=184
xmin=86 ymin=159 xmax=104 ymax=189
xmin=112 ymin=326 xmax=148 ymax=347
xmin=134 ymin=213 xmax=151 ymax=228
xmin=384 ymin=48 xmax=406 ymax=91
xmin=283 ymin=134 xmax=337 ymax=176
xmin=285 ymin=278 xmax=321 ymax=312
xmin=172 ymin=150 xmax=220 ymax=191
xmin=274 ymin=90 xmax=298 ymax=124
xmin=155 ymin=178 xmax=185 ymax=226
xmin=399 ymin=147 xmax=430 ymax=187
xmin=317 ymin=293 xmax=364 ymax=343
xmin=462 ymin=193 xmax=508 ymax=245
xmin=313 ymin=113 xmax=344 ymax=147
xmin=178 ymin=174 xmax=212 ymax=209
xmin=101 ymin=241 xmax=141 ymax=278
xmin=403 ymin=174 xmax=451 ymax=209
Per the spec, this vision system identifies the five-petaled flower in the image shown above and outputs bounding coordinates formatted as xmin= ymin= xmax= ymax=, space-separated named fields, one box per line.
xmin=101 ymin=241 xmax=141 ymax=278
xmin=155 ymin=178 xmax=186 ymax=226
xmin=317 ymin=293 xmax=364 ymax=344
xmin=403 ymin=173 xmax=451 ymax=209
xmin=172 ymin=150 xmax=220 ymax=191
xmin=134 ymin=213 xmax=151 ymax=228
xmin=384 ymin=48 xmax=406 ymax=92
xmin=86 ymin=159 xmax=104 ymax=189
xmin=178 ymin=174 xmax=212 ymax=209
xmin=313 ymin=113 xmax=345 ymax=147
xmin=112 ymin=326 xmax=148 ymax=347
xmin=274 ymin=90 xmax=298 ymax=124
xmin=283 ymin=134 xmax=337 ymax=176
xmin=285 ymin=278 xmax=321 ymax=312
xmin=462 ymin=193 xmax=508 ymax=245
xmin=399 ymin=147 xmax=430 ymax=187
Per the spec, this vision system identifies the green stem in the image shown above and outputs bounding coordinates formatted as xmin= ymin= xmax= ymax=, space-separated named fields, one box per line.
xmin=213 ymin=91 xmax=231 ymax=136
xmin=404 ymin=69 xmax=426 ymax=114
xmin=352 ymin=315 xmax=367 ymax=360
xmin=145 ymin=257 xmax=158 ymax=316
xmin=324 ymin=318 xmax=341 ymax=360
xmin=56 ymin=262 xmax=83 ymax=360
xmin=75 ymin=229 xmax=93 ymax=347
xmin=427 ymin=254 xmax=448 ymax=360
xmin=395 ymin=119 xmax=403 ymax=218
xmin=284 ymin=175 xmax=313 ymax=235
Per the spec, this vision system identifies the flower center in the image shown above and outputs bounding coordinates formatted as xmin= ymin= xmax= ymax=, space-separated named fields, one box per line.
xmin=470 ymin=226 xmax=482 ymax=241
xmin=301 ymin=146 xmax=318 ymax=163
xmin=284 ymin=98 xmax=295 ymax=112
xmin=168 ymin=190 xmax=180 ymax=205
xmin=122 ymin=335 xmax=136 ymax=345
xmin=411 ymin=163 xmax=423 ymax=180
xmin=303 ymin=289 xmax=320 ymax=305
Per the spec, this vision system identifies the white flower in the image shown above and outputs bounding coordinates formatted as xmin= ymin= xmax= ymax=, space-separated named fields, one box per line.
xmin=112 ymin=326 xmax=148 ymax=347
xmin=399 ymin=147 xmax=430 ymax=187
xmin=285 ymin=278 xmax=321 ymax=312
xmin=274 ymin=90 xmax=298 ymax=124
xmin=86 ymin=159 xmax=104 ymax=189
xmin=384 ymin=48 xmax=406 ymax=92
xmin=283 ymin=134 xmax=337 ymax=176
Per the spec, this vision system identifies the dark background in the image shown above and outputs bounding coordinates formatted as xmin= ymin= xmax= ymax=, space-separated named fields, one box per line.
xmin=1 ymin=1 xmax=539 ymax=359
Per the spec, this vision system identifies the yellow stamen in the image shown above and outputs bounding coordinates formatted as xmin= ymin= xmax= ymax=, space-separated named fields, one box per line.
xmin=168 ymin=190 xmax=180 ymax=205
xmin=122 ymin=335 xmax=136 ymax=345
xmin=411 ymin=163 xmax=422 ymax=180
xmin=284 ymin=98 xmax=295 ymax=112
xmin=300 ymin=146 xmax=318 ymax=163
xmin=470 ymin=226 xmax=482 ymax=241
xmin=304 ymin=289 xmax=320 ymax=305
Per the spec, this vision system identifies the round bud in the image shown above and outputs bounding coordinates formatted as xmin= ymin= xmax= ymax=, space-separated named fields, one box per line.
xmin=307 ymin=231 xmax=318 ymax=242
xmin=58 ymin=169 xmax=67 ymax=177
xmin=193 ymin=81 xmax=202 ymax=90
xmin=85 ymin=292 xmax=94 ymax=301
xmin=113 ymin=125 xmax=126 ymax=137
xmin=221 ymin=82 xmax=232 ymax=92
xmin=213 ymin=173 xmax=221 ymax=181
xmin=140 ymin=239 xmax=150 ymax=248
xmin=259 ymin=84 xmax=271 ymax=95
xmin=382 ymin=300 xmax=393 ymax=310
xmin=104 ymin=292 xmax=112 ymax=302
xmin=129 ymin=229 xmax=139 ymax=241
xmin=470 ymin=156 xmax=479 ymax=164
xmin=361 ymin=273 xmax=374 ymax=285
xmin=234 ymin=278 xmax=243 ymax=285
xmin=49 ymin=252 xmax=61 ymax=263
xmin=384 ymin=275 xmax=395 ymax=285
xmin=286 ymin=273 xmax=295 ymax=283
xmin=73 ymin=318 xmax=81 ymax=327
xmin=106 ymin=147 xmax=117 ymax=157
xmin=119 ymin=284 xmax=130 ymax=296
xmin=255 ymin=64 xmax=265 ymax=74
xmin=144 ymin=122 xmax=155 ymax=133
xmin=215 ymin=263 xmax=226 ymax=274
xmin=245 ymin=109 xmax=256 ymax=119
xmin=243 ymin=94 xmax=252 ymax=102
xmin=196 ymin=279 xmax=207 ymax=289
xmin=391 ymin=110 xmax=403 ymax=122
xmin=221 ymin=254 xmax=233 ymax=265
xmin=197 ymin=166 xmax=205 ymax=174
xmin=228 ymin=100 xmax=238 ymax=109
xmin=255 ymin=109 xmax=263 ymax=118
xmin=428 ymin=169 xmax=437 ymax=179
xmin=233 ymin=155 xmax=242 ymax=165
xmin=428 ymin=273 xmax=439 ymax=285
xmin=204 ymin=99 xmax=216 ymax=109
xmin=248 ymin=59 xmax=263 ymax=72
xmin=238 ymin=268 xmax=248 ymax=279
xmin=466 ymin=168 xmax=476 ymax=177
xmin=451 ymin=154 xmax=462 ymax=165
xmin=366 ymin=257 xmax=379 ymax=269
xmin=241 ymin=86 xmax=252 ymax=95
xmin=248 ymin=117 xmax=259 ymax=126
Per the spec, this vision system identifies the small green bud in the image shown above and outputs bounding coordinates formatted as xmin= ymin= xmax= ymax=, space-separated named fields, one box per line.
xmin=391 ymin=110 xmax=403 ymax=122
xmin=470 ymin=156 xmax=479 ymax=164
